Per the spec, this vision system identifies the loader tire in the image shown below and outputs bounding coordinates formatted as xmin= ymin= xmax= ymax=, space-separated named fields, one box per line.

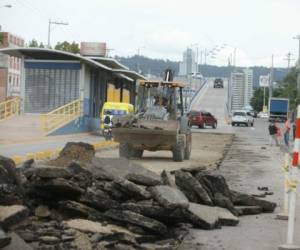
xmin=172 ymin=138 xmax=184 ymax=162
xmin=119 ymin=143 xmax=132 ymax=158
xmin=184 ymin=133 xmax=192 ymax=160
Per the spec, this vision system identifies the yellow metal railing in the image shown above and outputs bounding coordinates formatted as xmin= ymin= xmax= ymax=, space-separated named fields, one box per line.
xmin=40 ymin=99 xmax=81 ymax=134
xmin=0 ymin=97 xmax=20 ymax=121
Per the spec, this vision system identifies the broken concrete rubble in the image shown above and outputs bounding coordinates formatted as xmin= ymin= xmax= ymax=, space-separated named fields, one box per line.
xmin=24 ymin=165 xmax=71 ymax=179
xmin=34 ymin=205 xmax=50 ymax=218
xmin=231 ymin=190 xmax=276 ymax=212
xmin=104 ymin=209 xmax=168 ymax=235
xmin=0 ymin=141 xmax=278 ymax=249
xmin=175 ymin=170 xmax=213 ymax=206
xmin=113 ymin=178 xmax=152 ymax=200
xmin=184 ymin=203 xmax=220 ymax=229
xmin=235 ymin=205 xmax=262 ymax=215
xmin=0 ymin=156 xmax=23 ymax=206
xmin=0 ymin=205 xmax=28 ymax=230
xmin=0 ymin=228 xmax=11 ymax=248
xmin=161 ymin=170 xmax=176 ymax=188
xmin=149 ymin=185 xmax=189 ymax=209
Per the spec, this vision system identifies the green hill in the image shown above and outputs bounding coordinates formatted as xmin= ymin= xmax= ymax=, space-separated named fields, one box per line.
xmin=116 ymin=55 xmax=288 ymax=88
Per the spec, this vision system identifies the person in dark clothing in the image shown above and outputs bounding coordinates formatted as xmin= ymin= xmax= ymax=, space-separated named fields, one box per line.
xmin=268 ymin=122 xmax=278 ymax=146
xmin=293 ymin=123 xmax=296 ymax=141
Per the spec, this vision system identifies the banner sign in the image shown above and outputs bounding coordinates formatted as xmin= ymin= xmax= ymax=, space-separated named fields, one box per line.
xmin=259 ymin=75 xmax=270 ymax=87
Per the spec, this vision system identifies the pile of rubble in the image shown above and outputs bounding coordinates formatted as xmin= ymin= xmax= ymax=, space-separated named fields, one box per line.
xmin=0 ymin=142 xmax=276 ymax=250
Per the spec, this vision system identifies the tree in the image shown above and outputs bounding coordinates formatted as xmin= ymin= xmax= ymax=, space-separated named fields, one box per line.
xmin=54 ymin=41 xmax=80 ymax=54
xmin=250 ymin=67 xmax=298 ymax=111
xmin=250 ymin=87 xmax=268 ymax=112
xmin=0 ymin=33 xmax=3 ymax=45
xmin=28 ymin=39 xmax=39 ymax=47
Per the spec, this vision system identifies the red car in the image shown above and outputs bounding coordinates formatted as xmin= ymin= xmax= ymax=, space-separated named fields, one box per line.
xmin=188 ymin=110 xmax=217 ymax=129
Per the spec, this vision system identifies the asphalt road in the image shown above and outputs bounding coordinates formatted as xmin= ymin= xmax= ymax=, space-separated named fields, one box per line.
xmin=181 ymin=78 xmax=299 ymax=249
xmin=191 ymin=79 xmax=233 ymax=134
xmin=180 ymin=118 xmax=299 ymax=250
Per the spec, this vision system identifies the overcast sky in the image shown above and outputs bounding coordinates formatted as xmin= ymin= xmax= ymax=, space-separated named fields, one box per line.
xmin=1 ymin=0 xmax=299 ymax=67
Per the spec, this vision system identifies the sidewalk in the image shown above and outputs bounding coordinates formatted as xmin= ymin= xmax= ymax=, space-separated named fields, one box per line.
xmin=0 ymin=133 xmax=106 ymax=158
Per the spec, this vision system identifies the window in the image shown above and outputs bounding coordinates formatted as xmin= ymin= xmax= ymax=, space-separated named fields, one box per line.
xmin=233 ymin=112 xmax=246 ymax=116
xmin=190 ymin=111 xmax=199 ymax=116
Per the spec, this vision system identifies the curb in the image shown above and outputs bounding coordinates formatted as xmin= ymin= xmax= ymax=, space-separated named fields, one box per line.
xmin=11 ymin=140 xmax=119 ymax=166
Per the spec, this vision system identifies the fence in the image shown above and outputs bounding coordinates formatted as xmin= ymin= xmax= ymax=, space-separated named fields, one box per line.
xmin=0 ymin=97 xmax=20 ymax=121
xmin=40 ymin=99 xmax=81 ymax=135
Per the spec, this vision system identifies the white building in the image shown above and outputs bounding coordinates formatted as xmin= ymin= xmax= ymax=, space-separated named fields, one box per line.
xmin=243 ymin=68 xmax=253 ymax=106
xmin=230 ymin=68 xmax=253 ymax=111
xmin=0 ymin=32 xmax=24 ymax=101
xmin=179 ymin=48 xmax=197 ymax=76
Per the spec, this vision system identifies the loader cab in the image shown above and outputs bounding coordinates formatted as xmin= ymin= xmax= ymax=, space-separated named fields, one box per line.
xmin=137 ymin=81 xmax=185 ymax=120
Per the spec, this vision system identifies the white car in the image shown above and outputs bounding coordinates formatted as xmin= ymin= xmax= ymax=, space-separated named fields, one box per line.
xmin=231 ymin=110 xmax=254 ymax=127
xmin=258 ymin=112 xmax=269 ymax=119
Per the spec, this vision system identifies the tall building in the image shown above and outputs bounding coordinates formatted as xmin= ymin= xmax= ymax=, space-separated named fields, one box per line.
xmin=0 ymin=32 xmax=24 ymax=101
xmin=243 ymin=68 xmax=253 ymax=106
xmin=179 ymin=48 xmax=197 ymax=76
xmin=230 ymin=68 xmax=253 ymax=111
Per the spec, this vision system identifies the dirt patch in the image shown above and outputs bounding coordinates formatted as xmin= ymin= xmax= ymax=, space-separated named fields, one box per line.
xmin=48 ymin=142 xmax=95 ymax=167
xmin=96 ymin=133 xmax=234 ymax=174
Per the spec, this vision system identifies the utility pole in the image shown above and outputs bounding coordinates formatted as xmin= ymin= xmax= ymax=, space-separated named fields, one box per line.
xmin=196 ymin=46 xmax=199 ymax=73
xmin=136 ymin=46 xmax=145 ymax=74
xmin=284 ymin=52 xmax=294 ymax=69
xmin=293 ymin=35 xmax=300 ymax=64
xmin=200 ymin=50 xmax=203 ymax=65
xmin=293 ymin=35 xmax=300 ymax=100
xmin=47 ymin=20 xmax=69 ymax=48
xmin=269 ymin=54 xmax=274 ymax=100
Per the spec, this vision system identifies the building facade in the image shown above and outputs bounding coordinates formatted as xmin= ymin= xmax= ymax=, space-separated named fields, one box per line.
xmin=179 ymin=48 xmax=197 ymax=76
xmin=230 ymin=68 xmax=253 ymax=111
xmin=0 ymin=32 xmax=24 ymax=101
xmin=0 ymin=48 xmax=145 ymax=134
xmin=243 ymin=68 xmax=253 ymax=107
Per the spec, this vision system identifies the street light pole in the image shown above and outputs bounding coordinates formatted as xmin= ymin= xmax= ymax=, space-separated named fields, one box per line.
xmin=293 ymin=35 xmax=300 ymax=100
xmin=293 ymin=35 xmax=300 ymax=64
xmin=47 ymin=19 xmax=69 ymax=48
xmin=269 ymin=54 xmax=274 ymax=100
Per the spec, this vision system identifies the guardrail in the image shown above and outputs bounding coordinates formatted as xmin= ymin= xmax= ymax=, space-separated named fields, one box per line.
xmin=188 ymin=79 xmax=207 ymax=111
xmin=40 ymin=99 xmax=81 ymax=135
xmin=0 ymin=97 xmax=20 ymax=121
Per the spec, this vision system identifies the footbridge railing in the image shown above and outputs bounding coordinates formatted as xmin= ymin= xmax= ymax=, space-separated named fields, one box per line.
xmin=0 ymin=97 xmax=20 ymax=121
xmin=40 ymin=99 xmax=81 ymax=135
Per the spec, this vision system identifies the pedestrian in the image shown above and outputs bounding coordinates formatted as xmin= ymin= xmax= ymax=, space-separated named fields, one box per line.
xmin=275 ymin=122 xmax=281 ymax=146
xmin=268 ymin=122 xmax=278 ymax=146
xmin=284 ymin=118 xmax=291 ymax=147
xmin=293 ymin=123 xmax=296 ymax=141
